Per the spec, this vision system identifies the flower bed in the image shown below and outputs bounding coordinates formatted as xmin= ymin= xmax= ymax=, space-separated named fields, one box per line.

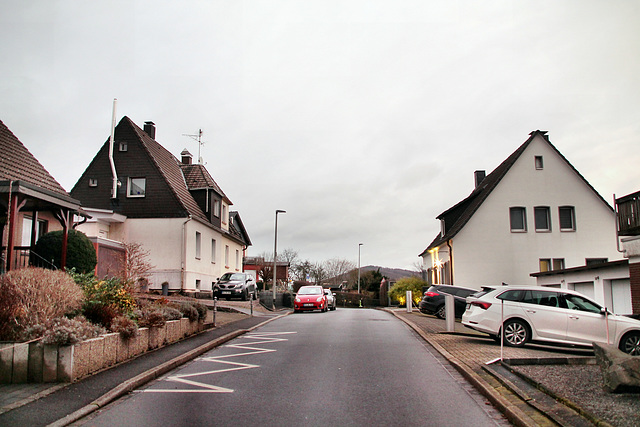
xmin=0 ymin=318 xmax=209 ymax=383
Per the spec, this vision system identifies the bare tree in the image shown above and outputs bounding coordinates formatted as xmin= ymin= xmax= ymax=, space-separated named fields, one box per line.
xmin=121 ymin=241 xmax=155 ymax=292
xmin=324 ymin=258 xmax=356 ymax=287
xmin=310 ymin=261 xmax=328 ymax=285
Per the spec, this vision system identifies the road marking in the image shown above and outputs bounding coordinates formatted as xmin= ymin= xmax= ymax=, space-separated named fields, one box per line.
xmin=142 ymin=331 xmax=296 ymax=394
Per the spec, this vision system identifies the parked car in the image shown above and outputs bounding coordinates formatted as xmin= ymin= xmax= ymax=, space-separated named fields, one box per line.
xmin=419 ymin=285 xmax=479 ymax=319
xmin=324 ymin=289 xmax=337 ymax=311
xmin=213 ymin=273 xmax=256 ymax=301
xmin=462 ymin=286 xmax=640 ymax=355
xmin=294 ymin=285 xmax=327 ymax=313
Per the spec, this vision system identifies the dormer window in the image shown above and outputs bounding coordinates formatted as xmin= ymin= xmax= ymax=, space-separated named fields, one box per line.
xmin=535 ymin=156 xmax=544 ymax=170
xmin=119 ymin=142 xmax=128 ymax=152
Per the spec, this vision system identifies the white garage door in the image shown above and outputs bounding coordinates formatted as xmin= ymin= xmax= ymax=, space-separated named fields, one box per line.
xmin=611 ymin=279 xmax=632 ymax=315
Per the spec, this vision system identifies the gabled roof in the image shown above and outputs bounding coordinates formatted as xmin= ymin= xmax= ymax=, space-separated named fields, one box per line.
xmin=0 ymin=119 xmax=70 ymax=196
xmin=180 ymin=163 xmax=232 ymax=204
xmin=126 ymin=117 xmax=213 ymax=223
xmin=229 ymin=211 xmax=252 ymax=246
xmin=420 ymin=130 xmax=613 ymax=256
xmin=0 ymin=119 xmax=80 ymax=208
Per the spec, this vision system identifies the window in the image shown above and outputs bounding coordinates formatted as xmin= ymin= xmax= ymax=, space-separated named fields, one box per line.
xmin=497 ymin=289 xmax=526 ymax=302
xmin=127 ymin=177 xmax=146 ymax=197
xmin=552 ymin=258 xmax=565 ymax=270
xmin=535 ymin=156 xmax=544 ymax=170
xmin=225 ymin=245 xmax=230 ymax=267
xmin=195 ymin=279 xmax=201 ymax=290
xmin=235 ymin=250 xmax=240 ymax=270
xmin=586 ymin=258 xmax=608 ymax=266
xmin=119 ymin=142 xmax=128 ymax=152
xmin=522 ymin=290 xmax=559 ymax=307
xmin=195 ymin=232 xmax=201 ymax=259
xmin=211 ymin=239 xmax=217 ymax=263
xmin=534 ymin=206 xmax=551 ymax=231
xmin=539 ymin=259 xmax=551 ymax=272
xmin=564 ymin=294 xmax=601 ymax=313
xmin=89 ymin=178 xmax=98 ymax=187
xmin=509 ymin=207 xmax=527 ymax=232
xmin=213 ymin=200 xmax=221 ymax=217
xmin=222 ymin=205 xmax=227 ymax=224
xmin=559 ymin=206 xmax=575 ymax=231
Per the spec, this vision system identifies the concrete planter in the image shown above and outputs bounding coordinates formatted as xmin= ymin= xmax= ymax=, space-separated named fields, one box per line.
xmin=0 ymin=311 xmax=210 ymax=383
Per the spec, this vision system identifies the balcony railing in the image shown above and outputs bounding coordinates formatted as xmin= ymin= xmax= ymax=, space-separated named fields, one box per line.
xmin=616 ymin=190 xmax=640 ymax=236
xmin=0 ymin=246 xmax=57 ymax=274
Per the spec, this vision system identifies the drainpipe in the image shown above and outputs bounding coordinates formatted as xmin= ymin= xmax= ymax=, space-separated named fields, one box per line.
xmin=181 ymin=216 xmax=192 ymax=291
xmin=108 ymin=99 xmax=119 ymax=199
xmin=447 ymin=239 xmax=454 ymax=285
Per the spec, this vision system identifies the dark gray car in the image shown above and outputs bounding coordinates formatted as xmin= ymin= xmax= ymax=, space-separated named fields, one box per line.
xmin=418 ymin=285 xmax=478 ymax=319
xmin=213 ymin=273 xmax=256 ymax=301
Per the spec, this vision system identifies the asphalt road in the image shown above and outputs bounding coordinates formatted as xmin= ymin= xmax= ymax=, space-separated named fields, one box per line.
xmin=77 ymin=309 xmax=509 ymax=426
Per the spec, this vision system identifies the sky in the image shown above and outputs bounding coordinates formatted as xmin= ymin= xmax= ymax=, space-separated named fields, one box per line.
xmin=1 ymin=1 xmax=639 ymax=271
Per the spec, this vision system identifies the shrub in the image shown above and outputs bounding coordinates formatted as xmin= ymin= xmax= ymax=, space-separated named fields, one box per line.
xmin=138 ymin=309 xmax=166 ymax=328
xmin=178 ymin=303 xmax=199 ymax=322
xmin=110 ymin=316 xmax=138 ymax=339
xmin=32 ymin=230 xmax=97 ymax=273
xmin=389 ymin=276 xmax=428 ymax=307
xmin=71 ymin=272 xmax=137 ymax=319
xmin=0 ymin=268 xmax=84 ymax=340
xmin=42 ymin=316 xmax=106 ymax=346
xmin=162 ymin=306 xmax=182 ymax=321
xmin=193 ymin=302 xmax=208 ymax=321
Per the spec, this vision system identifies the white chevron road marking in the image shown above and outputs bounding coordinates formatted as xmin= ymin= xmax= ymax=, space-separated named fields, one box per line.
xmin=141 ymin=331 xmax=296 ymax=394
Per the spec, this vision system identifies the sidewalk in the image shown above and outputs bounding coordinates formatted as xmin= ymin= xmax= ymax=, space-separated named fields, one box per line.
xmin=0 ymin=307 xmax=286 ymax=427
xmin=388 ymin=309 xmax=607 ymax=427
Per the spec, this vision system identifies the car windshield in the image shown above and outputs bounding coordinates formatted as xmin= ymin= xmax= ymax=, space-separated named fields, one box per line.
xmin=298 ymin=287 xmax=322 ymax=295
xmin=220 ymin=273 xmax=245 ymax=281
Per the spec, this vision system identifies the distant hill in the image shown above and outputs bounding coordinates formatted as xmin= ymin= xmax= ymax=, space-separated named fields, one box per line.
xmin=359 ymin=265 xmax=419 ymax=282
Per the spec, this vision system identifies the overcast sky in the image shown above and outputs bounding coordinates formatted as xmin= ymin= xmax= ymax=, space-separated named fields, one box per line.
xmin=1 ymin=1 xmax=639 ymax=270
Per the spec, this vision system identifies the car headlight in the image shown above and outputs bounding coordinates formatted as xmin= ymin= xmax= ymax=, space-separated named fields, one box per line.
xmin=295 ymin=297 xmax=301 ymax=302
xmin=316 ymin=297 xmax=323 ymax=302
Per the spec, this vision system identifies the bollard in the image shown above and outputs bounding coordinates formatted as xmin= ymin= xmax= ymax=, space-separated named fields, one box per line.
xmin=445 ymin=293 xmax=455 ymax=332
xmin=214 ymin=297 xmax=218 ymax=326
xmin=406 ymin=290 xmax=412 ymax=313
xmin=251 ymin=297 xmax=254 ymax=317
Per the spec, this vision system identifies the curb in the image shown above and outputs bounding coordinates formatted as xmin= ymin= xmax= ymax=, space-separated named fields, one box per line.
xmin=385 ymin=309 xmax=539 ymax=427
xmin=47 ymin=313 xmax=290 ymax=427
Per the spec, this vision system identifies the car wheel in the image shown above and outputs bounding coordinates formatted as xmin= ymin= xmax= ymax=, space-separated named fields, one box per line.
xmin=619 ymin=331 xmax=640 ymax=356
xmin=435 ymin=305 xmax=446 ymax=319
xmin=502 ymin=319 xmax=529 ymax=347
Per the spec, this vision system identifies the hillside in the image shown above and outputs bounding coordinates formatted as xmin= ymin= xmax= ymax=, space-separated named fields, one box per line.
xmin=359 ymin=265 xmax=419 ymax=282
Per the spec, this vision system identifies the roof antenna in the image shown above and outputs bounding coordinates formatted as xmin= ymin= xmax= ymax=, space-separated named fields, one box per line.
xmin=182 ymin=129 xmax=204 ymax=164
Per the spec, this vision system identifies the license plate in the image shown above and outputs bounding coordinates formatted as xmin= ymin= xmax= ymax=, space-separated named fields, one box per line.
xmin=303 ymin=303 xmax=314 ymax=307
xmin=222 ymin=291 xmax=231 ymax=295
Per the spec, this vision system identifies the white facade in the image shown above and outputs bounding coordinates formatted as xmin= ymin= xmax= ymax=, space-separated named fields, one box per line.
xmin=77 ymin=214 xmax=245 ymax=292
xmin=534 ymin=261 xmax=631 ymax=315
xmin=424 ymin=133 xmax=620 ymax=289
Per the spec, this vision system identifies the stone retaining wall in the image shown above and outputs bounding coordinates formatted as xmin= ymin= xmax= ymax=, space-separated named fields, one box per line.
xmin=0 ymin=318 xmax=206 ymax=384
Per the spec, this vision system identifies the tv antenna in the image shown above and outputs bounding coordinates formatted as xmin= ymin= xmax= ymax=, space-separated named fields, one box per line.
xmin=182 ymin=129 xmax=204 ymax=164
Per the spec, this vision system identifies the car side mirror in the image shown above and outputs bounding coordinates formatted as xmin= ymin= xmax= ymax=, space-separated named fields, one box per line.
xmin=600 ymin=307 xmax=608 ymax=315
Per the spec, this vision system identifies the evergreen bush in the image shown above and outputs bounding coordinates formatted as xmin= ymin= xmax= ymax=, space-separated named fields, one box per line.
xmin=33 ymin=229 xmax=97 ymax=273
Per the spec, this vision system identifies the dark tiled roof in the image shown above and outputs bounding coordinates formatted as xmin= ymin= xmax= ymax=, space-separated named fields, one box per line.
xmin=420 ymin=130 xmax=612 ymax=256
xmin=0 ymin=119 xmax=70 ymax=196
xmin=123 ymin=117 xmax=210 ymax=223
xmin=230 ymin=211 xmax=251 ymax=246
xmin=180 ymin=163 xmax=231 ymax=204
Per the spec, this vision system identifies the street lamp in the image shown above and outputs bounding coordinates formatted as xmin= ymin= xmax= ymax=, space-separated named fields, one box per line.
xmin=358 ymin=243 xmax=363 ymax=294
xmin=273 ymin=209 xmax=286 ymax=306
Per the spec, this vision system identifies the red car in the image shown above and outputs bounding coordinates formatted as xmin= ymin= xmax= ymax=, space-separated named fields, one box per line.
xmin=294 ymin=285 xmax=327 ymax=313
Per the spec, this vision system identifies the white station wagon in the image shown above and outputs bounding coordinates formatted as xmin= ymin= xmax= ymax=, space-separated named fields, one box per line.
xmin=462 ymin=286 xmax=640 ymax=355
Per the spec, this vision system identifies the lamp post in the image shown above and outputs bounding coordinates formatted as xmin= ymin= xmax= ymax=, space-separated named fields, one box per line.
xmin=273 ymin=210 xmax=286 ymax=306
xmin=358 ymin=243 xmax=363 ymax=294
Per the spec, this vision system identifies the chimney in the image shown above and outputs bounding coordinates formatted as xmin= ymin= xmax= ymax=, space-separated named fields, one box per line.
xmin=143 ymin=121 xmax=156 ymax=139
xmin=181 ymin=149 xmax=193 ymax=165
xmin=474 ymin=170 xmax=486 ymax=188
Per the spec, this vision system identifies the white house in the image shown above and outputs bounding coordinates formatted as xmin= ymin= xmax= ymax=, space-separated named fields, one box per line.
xmin=419 ymin=130 xmax=620 ymax=290
xmin=71 ymin=117 xmax=251 ymax=295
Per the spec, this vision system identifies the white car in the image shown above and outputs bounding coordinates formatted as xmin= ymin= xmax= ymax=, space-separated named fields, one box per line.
xmin=462 ymin=286 xmax=640 ymax=355
xmin=324 ymin=289 xmax=337 ymax=311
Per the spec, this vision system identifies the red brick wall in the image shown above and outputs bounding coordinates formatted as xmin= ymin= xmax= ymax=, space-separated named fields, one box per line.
xmin=630 ymin=262 xmax=640 ymax=315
